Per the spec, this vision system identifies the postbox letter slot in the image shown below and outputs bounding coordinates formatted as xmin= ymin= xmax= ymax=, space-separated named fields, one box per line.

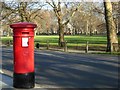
xmin=22 ymin=37 xmax=28 ymax=47
xmin=22 ymin=32 xmax=29 ymax=34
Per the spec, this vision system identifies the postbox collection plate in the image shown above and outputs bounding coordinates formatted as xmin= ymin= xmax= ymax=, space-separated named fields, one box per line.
xmin=22 ymin=37 xmax=28 ymax=47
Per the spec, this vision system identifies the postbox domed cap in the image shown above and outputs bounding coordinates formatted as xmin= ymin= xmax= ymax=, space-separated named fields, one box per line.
xmin=10 ymin=22 xmax=37 ymax=28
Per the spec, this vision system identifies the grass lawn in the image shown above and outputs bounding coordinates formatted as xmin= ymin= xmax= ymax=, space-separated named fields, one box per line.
xmin=1 ymin=35 xmax=119 ymax=48
xmin=1 ymin=35 xmax=107 ymax=43
xmin=34 ymin=35 xmax=107 ymax=44
xmin=1 ymin=35 xmax=107 ymax=50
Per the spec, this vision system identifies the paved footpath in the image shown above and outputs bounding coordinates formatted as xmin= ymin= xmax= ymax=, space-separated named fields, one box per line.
xmin=0 ymin=73 xmax=42 ymax=89
xmin=1 ymin=47 xmax=119 ymax=89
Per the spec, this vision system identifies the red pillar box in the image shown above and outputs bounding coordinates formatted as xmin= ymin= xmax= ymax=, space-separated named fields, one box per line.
xmin=10 ymin=22 xmax=37 ymax=89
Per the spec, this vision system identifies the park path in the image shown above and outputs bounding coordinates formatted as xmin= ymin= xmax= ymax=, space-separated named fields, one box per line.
xmin=1 ymin=48 xmax=119 ymax=88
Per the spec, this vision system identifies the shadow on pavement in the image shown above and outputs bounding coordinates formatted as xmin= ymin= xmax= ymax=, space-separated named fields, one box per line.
xmin=35 ymin=50 xmax=119 ymax=88
xmin=1 ymin=73 xmax=13 ymax=88
xmin=2 ymin=48 xmax=119 ymax=88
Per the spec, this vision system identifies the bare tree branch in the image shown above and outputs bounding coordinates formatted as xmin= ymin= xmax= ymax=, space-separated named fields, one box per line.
xmin=46 ymin=1 xmax=54 ymax=8
xmin=93 ymin=7 xmax=104 ymax=15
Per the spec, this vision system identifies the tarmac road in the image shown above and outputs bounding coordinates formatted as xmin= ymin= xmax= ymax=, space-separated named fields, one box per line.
xmin=1 ymin=47 xmax=119 ymax=88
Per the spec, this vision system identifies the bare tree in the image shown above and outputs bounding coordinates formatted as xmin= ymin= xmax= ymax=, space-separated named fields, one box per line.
xmin=47 ymin=1 xmax=79 ymax=46
xmin=1 ymin=2 xmax=45 ymax=22
xmin=71 ymin=2 xmax=104 ymax=35
xmin=1 ymin=2 xmax=46 ymax=36
xmin=104 ymin=0 xmax=119 ymax=52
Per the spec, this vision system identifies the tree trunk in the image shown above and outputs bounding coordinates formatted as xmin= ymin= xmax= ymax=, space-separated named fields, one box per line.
xmin=104 ymin=0 xmax=119 ymax=52
xmin=85 ymin=20 xmax=89 ymax=35
xmin=19 ymin=2 xmax=29 ymax=22
xmin=58 ymin=21 xmax=64 ymax=47
xmin=75 ymin=28 xmax=77 ymax=35
xmin=47 ymin=1 xmax=78 ymax=47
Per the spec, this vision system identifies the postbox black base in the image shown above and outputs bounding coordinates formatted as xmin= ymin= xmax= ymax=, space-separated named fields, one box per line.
xmin=13 ymin=72 xmax=35 ymax=89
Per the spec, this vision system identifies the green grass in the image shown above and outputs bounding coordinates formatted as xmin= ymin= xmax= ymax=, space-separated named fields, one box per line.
xmin=1 ymin=35 xmax=120 ymax=52
xmin=34 ymin=35 xmax=107 ymax=44
xmin=1 ymin=37 xmax=13 ymax=44
xmin=1 ymin=35 xmax=119 ymax=47
xmin=1 ymin=35 xmax=107 ymax=48
xmin=34 ymin=35 xmax=59 ymax=43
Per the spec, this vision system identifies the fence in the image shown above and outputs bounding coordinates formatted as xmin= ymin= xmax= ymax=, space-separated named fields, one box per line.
xmin=34 ymin=40 xmax=107 ymax=53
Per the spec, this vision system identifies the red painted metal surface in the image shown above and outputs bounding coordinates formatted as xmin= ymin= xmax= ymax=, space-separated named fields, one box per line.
xmin=10 ymin=22 xmax=37 ymax=74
